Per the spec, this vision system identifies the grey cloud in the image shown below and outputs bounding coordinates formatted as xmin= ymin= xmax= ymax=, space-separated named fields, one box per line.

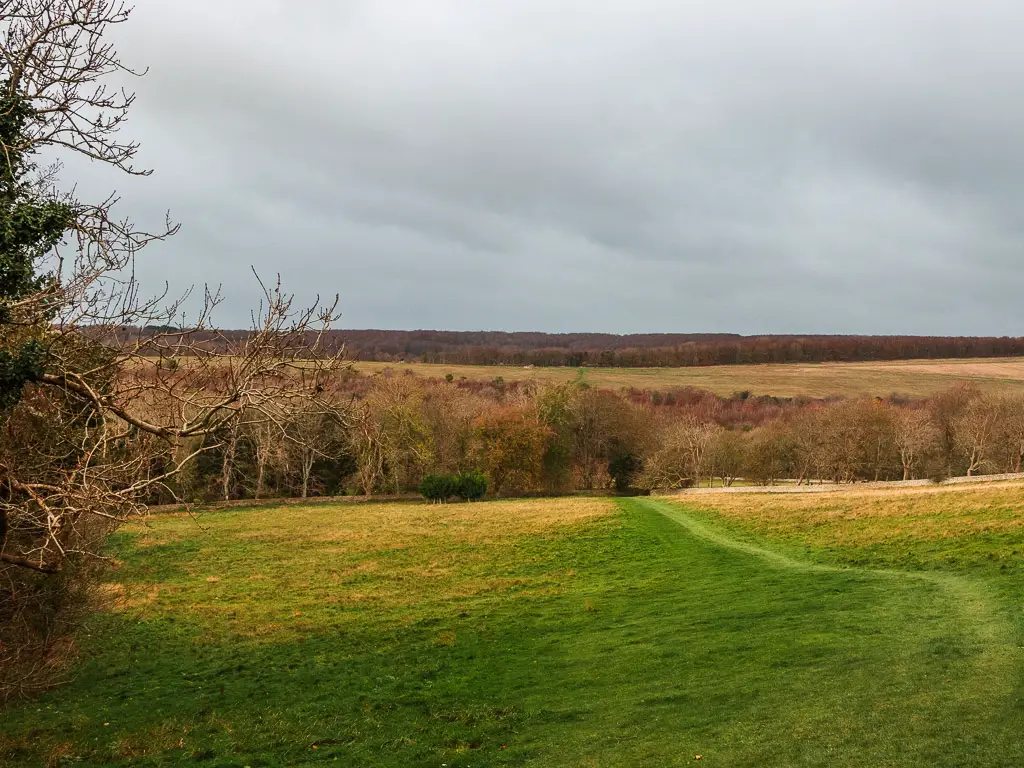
xmin=58 ymin=0 xmax=1024 ymax=333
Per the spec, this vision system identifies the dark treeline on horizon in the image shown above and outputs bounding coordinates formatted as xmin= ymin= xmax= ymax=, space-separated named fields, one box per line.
xmin=130 ymin=327 xmax=1024 ymax=367
xmin=330 ymin=330 xmax=1024 ymax=367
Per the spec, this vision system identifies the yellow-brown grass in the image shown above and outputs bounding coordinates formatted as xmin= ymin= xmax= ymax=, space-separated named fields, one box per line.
xmin=356 ymin=357 xmax=1024 ymax=398
xmin=115 ymin=498 xmax=616 ymax=641
xmin=134 ymin=497 xmax=613 ymax=551
xmin=685 ymin=482 xmax=1024 ymax=548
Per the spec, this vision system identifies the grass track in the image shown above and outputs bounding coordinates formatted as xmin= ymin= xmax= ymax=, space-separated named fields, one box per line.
xmin=643 ymin=497 xmax=1021 ymax=728
xmin=3 ymin=497 xmax=1024 ymax=766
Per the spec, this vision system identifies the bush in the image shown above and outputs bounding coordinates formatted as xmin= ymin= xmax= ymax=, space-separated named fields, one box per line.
xmin=1 ymin=516 xmax=114 ymax=702
xmin=455 ymin=471 xmax=488 ymax=501
xmin=420 ymin=471 xmax=488 ymax=502
xmin=419 ymin=474 xmax=457 ymax=503
xmin=608 ymin=451 xmax=640 ymax=493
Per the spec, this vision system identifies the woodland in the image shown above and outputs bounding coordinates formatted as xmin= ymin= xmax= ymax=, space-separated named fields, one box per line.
xmin=147 ymin=328 xmax=1024 ymax=367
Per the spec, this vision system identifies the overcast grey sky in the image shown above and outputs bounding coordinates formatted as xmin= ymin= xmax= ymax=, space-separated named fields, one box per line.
xmin=72 ymin=1 xmax=1024 ymax=334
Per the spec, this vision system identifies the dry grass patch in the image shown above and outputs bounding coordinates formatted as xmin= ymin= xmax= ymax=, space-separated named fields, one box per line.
xmin=358 ymin=357 xmax=1024 ymax=398
xmin=685 ymin=483 xmax=1024 ymax=548
xmin=285 ymin=497 xmax=615 ymax=548
xmin=129 ymin=498 xmax=614 ymax=552
xmin=163 ymin=497 xmax=609 ymax=548
xmin=106 ymin=497 xmax=617 ymax=642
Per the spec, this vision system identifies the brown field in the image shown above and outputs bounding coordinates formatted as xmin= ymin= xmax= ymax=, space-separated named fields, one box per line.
xmin=355 ymin=357 xmax=1024 ymax=398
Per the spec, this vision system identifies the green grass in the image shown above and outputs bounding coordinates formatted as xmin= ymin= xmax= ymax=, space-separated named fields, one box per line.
xmin=3 ymin=494 xmax=1024 ymax=766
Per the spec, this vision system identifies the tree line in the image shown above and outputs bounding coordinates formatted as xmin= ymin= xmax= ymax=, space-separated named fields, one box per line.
xmin=176 ymin=374 xmax=1024 ymax=504
xmin=341 ymin=331 xmax=1024 ymax=367
xmin=127 ymin=329 xmax=1024 ymax=368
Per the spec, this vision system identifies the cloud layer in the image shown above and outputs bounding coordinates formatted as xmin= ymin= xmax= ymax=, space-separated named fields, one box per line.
xmin=70 ymin=1 xmax=1024 ymax=333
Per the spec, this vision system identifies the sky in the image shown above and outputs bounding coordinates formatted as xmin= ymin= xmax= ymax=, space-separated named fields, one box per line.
xmin=66 ymin=0 xmax=1024 ymax=334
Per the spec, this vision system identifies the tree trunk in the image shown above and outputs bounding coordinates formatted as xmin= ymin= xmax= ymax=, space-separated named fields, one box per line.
xmin=301 ymin=449 xmax=314 ymax=498
xmin=255 ymin=446 xmax=267 ymax=499
xmin=221 ymin=426 xmax=239 ymax=502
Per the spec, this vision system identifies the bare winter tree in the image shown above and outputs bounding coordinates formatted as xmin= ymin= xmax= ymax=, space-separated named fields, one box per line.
xmin=352 ymin=374 xmax=430 ymax=495
xmin=0 ymin=2 xmax=348 ymax=700
xmin=420 ymin=382 xmax=485 ymax=475
xmin=989 ymin=394 xmax=1024 ymax=474
xmin=953 ymin=396 xmax=998 ymax=477
xmin=893 ymin=408 xmax=939 ymax=481
xmin=927 ymin=383 xmax=981 ymax=477
xmin=638 ymin=416 xmax=718 ymax=490
xmin=568 ymin=387 xmax=641 ymax=490
xmin=789 ymin=408 xmax=826 ymax=485
xmin=743 ymin=422 xmax=795 ymax=486
xmin=710 ymin=428 xmax=745 ymax=487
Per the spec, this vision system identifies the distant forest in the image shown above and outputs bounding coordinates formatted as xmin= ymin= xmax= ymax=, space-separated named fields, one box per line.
xmin=131 ymin=328 xmax=1024 ymax=367
xmin=315 ymin=331 xmax=1024 ymax=367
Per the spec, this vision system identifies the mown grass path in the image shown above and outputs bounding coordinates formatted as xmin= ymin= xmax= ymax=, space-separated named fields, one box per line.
xmin=3 ymin=497 xmax=1023 ymax=767
xmin=642 ymin=497 xmax=1023 ymax=748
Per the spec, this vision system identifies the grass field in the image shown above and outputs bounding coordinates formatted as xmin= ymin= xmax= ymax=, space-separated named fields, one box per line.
xmin=3 ymin=489 xmax=1024 ymax=766
xmin=356 ymin=357 xmax=1024 ymax=398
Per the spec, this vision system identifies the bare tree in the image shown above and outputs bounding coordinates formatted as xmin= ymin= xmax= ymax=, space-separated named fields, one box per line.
xmin=743 ymin=422 xmax=796 ymax=486
xmin=893 ymin=408 xmax=939 ymax=481
xmin=710 ymin=429 xmax=746 ymax=487
xmin=0 ymin=2 xmax=348 ymax=700
xmin=990 ymin=394 xmax=1024 ymax=474
xmin=789 ymin=408 xmax=825 ymax=485
xmin=281 ymin=403 xmax=348 ymax=498
xmin=420 ymin=382 xmax=485 ymax=475
xmin=953 ymin=396 xmax=998 ymax=477
xmin=638 ymin=415 xmax=717 ymax=490
xmin=352 ymin=374 xmax=430 ymax=495
xmin=927 ymin=383 xmax=981 ymax=477
xmin=569 ymin=388 xmax=642 ymax=490
xmin=246 ymin=409 xmax=286 ymax=500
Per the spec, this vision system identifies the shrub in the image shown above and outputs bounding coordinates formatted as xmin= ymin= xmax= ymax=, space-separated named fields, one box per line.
xmin=420 ymin=472 xmax=487 ymax=502
xmin=455 ymin=471 xmax=488 ymax=501
xmin=608 ymin=451 xmax=640 ymax=493
xmin=419 ymin=474 xmax=457 ymax=503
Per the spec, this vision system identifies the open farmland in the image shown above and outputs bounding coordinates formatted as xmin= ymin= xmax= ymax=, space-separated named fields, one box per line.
xmin=4 ymin=489 xmax=1024 ymax=766
xmin=356 ymin=357 xmax=1024 ymax=398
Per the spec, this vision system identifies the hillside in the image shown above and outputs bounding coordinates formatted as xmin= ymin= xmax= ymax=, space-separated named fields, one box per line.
xmin=5 ymin=490 xmax=1023 ymax=766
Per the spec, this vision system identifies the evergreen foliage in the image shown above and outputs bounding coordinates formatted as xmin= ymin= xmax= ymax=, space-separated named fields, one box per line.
xmin=419 ymin=471 xmax=487 ymax=502
xmin=0 ymin=81 xmax=74 ymax=409
xmin=454 ymin=470 xmax=487 ymax=501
